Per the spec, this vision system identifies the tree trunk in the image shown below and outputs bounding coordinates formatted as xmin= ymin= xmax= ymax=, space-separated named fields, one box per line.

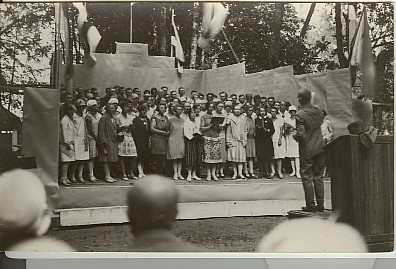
xmin=300 ymin=3 xmax=316 ymax=38
xmin=158 ymin=6 xmax=168 ymax=56
xmin=335 ymin=3 xmax=349 ymax=68
xmin=189 ymin=2 xmax=199 ymax=69
xmin=270 ymin=2 xmax=284 ymax=69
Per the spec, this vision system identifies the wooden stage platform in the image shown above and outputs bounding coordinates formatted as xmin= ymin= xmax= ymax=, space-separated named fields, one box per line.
xmin=55 ymin=175 xmax=332 ymax=227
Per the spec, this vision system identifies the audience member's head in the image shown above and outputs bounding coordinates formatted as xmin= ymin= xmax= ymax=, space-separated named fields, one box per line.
xmin=0 ymin=170 xmax=52 ymax=250
xmin=257 ymin=218 xmax=368 ymax=253
xmin=267 ymin=97 xmax=275 ymax=108
xmin=127 ymin=175 xmax=178 ymax=236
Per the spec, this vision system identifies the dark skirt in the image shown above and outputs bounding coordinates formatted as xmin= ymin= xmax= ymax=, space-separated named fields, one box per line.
xmin=151 ymin=136 xmax=168 ymax=155
xmin=256 ymin=136 xmax=273 ymax=161
xmin=185 ymin=137 xmax=203 ymax=167
xmin=98 ymin=141 xmax=119 ymax=163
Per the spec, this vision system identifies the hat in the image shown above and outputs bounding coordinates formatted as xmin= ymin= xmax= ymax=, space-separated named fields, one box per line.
xmin=0 ymin=169 xmax=51 ymax=236
xmin=75 ymin=99 xmax=86 ymax=107
xmin=213 ymin=98 xmax=221 ymax=103
xmin=86 ymin=100 xmax=97 ymax=107
xmin=108 ymin=98 xmax=119 ymax=104
xmin=288 ymin=105 xmax=297 ymax=112
xmin=195 ymin=99 xmax=202 ymax=104
xmin=347 ymin=121 xmax=369 ymax=134
xmin=225 ymin=101 xmax=233 ymax=107
xmin=131 ymin=93 xmax=139 ymax=99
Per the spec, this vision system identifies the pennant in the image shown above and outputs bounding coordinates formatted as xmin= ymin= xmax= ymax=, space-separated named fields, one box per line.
xmin=73 ymin=2 xmax=101 ymax=64
xmin=349 ymin=7 xmax=376 ymax=98
xmin=198 ymin=3 xmax=228 ymax=52
xmin=171 ymin=9 xmax=185 ymax=74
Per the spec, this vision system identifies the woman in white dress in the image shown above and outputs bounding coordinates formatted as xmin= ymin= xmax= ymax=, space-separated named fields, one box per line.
xmin=270 ymin=107 xmax=286 ymax=179
xmin=116 ymin=100 xmax=138 ymax=181
xmin=284 ymin=105 xmax=300 ymax=178
xmin=73 ymin=99 xmax=89 ymax=183
xmin=59 ymin=105 xmax=76 ymax=186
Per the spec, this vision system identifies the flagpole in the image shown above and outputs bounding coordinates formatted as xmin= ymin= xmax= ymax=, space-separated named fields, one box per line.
xmin=130 ymin=3 xmax=135 ymax=43
xmin=221 ymin=29 xmax=240 ymax=63
xmin=55 ymin=3 xmax=62 ymax=90
xmin=170 ymin=9 xmax=174 ymax=57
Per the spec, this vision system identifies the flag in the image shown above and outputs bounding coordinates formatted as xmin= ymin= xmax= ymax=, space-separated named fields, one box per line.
xmin=171 ymin=9 xmax=185 ymax=74
xmin=73 ymin=2 xmax=101 ymax=64
xmin=61 ymin=3 xmax=74 ymax=93
xmin=198 ymin=3 xmax=228 ymax=52
xmin=349 ymin=7 xmax=376 ymax=98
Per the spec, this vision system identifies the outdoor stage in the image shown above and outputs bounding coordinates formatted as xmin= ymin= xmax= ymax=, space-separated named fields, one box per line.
xmin=55 ymin=175 xmax=332 ymax=226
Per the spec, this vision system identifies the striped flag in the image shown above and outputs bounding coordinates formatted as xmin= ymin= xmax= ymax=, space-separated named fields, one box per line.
xmin=171 ymin=9 xmax=185 ymax=74
xmin=349 ymin=6 xmax=376 ymax=98
xmin=73 ymin=2 xmax=101 ymax=64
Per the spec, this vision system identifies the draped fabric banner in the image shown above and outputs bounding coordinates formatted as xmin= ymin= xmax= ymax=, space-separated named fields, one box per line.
xmin=62 ymin=43 xmax=353 ymax=138
xmin=22 ymin=88 xmax=60 ymax=204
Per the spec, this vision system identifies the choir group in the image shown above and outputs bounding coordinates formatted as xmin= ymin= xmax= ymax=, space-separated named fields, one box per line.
xmin=59 ymin=85 xmax=332 ymax=186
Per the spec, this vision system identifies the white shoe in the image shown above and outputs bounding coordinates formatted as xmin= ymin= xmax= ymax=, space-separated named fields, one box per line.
xmin=138 ymin=173 xmax=145 ymax=179
xmin=290 ymin=172 xmax=296 ymax=177
xmin=178 ymin=175 xmax=185 ymax=180
xmin=206 ymin=177 xmax=212 ymax=181
xmin=192 ymin=175 xmax=201 ymax=181
xmin=296 ymin=174 xmax=301 ymax=179
xmin=186 ymin=176 xmax=192 ymax=182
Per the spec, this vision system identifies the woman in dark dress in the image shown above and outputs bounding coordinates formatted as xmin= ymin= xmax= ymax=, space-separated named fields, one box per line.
xmin=255 ymin=107 xmax=275 ymax=179
xmin=98 ymin=103 xmax=119 ymax=183
xmin=150 ymin=103 xmax=170 ymax=175
xmin=132 ymin=104 xmax=151 ymax=178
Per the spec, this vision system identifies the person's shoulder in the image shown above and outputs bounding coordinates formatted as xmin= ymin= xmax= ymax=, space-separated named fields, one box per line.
xmin=8 ymin=237 xmax=75 ymax=252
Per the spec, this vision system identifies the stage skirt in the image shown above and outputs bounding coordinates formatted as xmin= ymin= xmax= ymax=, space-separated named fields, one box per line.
xmin=88 ymin=137 xmax=97 ymax=158
xmin=246 ymin=138 xmax=256 ymax=158
xmin=185 ymin=137 xmax=203 ymax=167
xmin=74 ymin=137 xmax=89 ymax=161
xmin=118 ymin=134 xmax=137 ymax=157
xmin=273 ymin=137 xmax=286 ymax=159
xmin=227 ymin=140 xmax=246 ymax=163
xmin=220 ymin=137 xmax=227 ymax=163
xmin=60 ymin=144 xmax=75 ymax=162
xmin=285 ymin=134 xmax=299 ymax=158
xmin=203 ymin=136 xmax=222 ymax=164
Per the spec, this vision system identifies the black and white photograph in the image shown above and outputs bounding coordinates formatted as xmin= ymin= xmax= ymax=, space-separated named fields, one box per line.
xmin=0 ymin=1 xmax=394 ymax=253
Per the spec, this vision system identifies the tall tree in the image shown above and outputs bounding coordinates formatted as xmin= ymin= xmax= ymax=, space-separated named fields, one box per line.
xmin=189 ymin=2 xmax=200 ymax=69
xmin=300 ymin=3 xmax=316 ymax=38
xmin=269 ymin=2 xmax=284 ymax=68
xmin=335 ymin=3 xmax=348 ymax=68
xmin=158 ymin=6 xmax=168 ymax=56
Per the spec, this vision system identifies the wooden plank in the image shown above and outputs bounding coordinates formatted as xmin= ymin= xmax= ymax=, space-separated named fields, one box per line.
xmin=58 ymin=199 xmax=332 ymax=226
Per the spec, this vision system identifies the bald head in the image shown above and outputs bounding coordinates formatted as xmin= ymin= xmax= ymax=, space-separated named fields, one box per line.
xmin=297 ymin=88 xmax=312 ymax=106
xmin=127 ymin=175 xmax=179 ymax=235
xmin=0 ymin=169 xmax=51 ymax=249
xmin=257 ymin=218 xmax=368 ymax=253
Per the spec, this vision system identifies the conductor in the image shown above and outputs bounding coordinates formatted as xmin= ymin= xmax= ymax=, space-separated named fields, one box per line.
xmin=293 ymin=89 xmax=325 ymax=212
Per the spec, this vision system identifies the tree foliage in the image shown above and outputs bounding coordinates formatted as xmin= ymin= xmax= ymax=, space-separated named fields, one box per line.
xmin=0 ymin=3 xmax=53 ymax=85
xmin=0 ymin=2 xmax=393 ymax=104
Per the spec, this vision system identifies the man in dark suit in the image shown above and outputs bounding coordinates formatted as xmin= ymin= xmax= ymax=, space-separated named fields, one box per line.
xmin=293 ymin=89 xmax=325 ymax=212
xmin=127 ymin=175 xmax=206 ymax=252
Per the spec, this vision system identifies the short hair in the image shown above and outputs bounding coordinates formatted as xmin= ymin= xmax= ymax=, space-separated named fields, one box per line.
xmin=239 ymin=94 xmax=245 ymax=98
xmin=219 ymin=91 xmax=227 ymax=97
xmin=268 ymin=96 xmax=275 ymax=101
xmin=206 ymin=101 xmax=214 ymax=111
xmin=137 ymin=104 xmax=148 ymax=112
xmin=161 ymin=86 xmax=168 ymax=90
xmin=297 ymin=88 xmax=312 ymax=105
